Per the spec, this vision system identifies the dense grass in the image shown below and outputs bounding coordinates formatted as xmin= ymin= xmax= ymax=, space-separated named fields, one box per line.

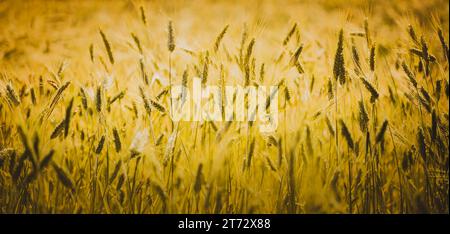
xmin=0 ymin=0 xmax=448 ymax=213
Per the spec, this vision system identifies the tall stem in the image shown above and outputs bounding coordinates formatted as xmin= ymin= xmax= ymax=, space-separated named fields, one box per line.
xmin=284 ymin=95 xmax=287 ymax=167
xmin=168 ymin=53 xmax=174 ymax=132
xmin=335 ymin=80 xmax=339 ymax=165
xmin=348 ymin=149 xmax=352 ymax=213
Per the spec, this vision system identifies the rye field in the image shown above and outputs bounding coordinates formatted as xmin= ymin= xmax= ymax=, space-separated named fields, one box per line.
xmin=0 ymin=0 xmax=448 ymax=214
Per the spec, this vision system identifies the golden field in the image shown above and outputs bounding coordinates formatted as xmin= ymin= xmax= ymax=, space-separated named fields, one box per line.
xmin=0 ymin=0 xmax=448 ymax=213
